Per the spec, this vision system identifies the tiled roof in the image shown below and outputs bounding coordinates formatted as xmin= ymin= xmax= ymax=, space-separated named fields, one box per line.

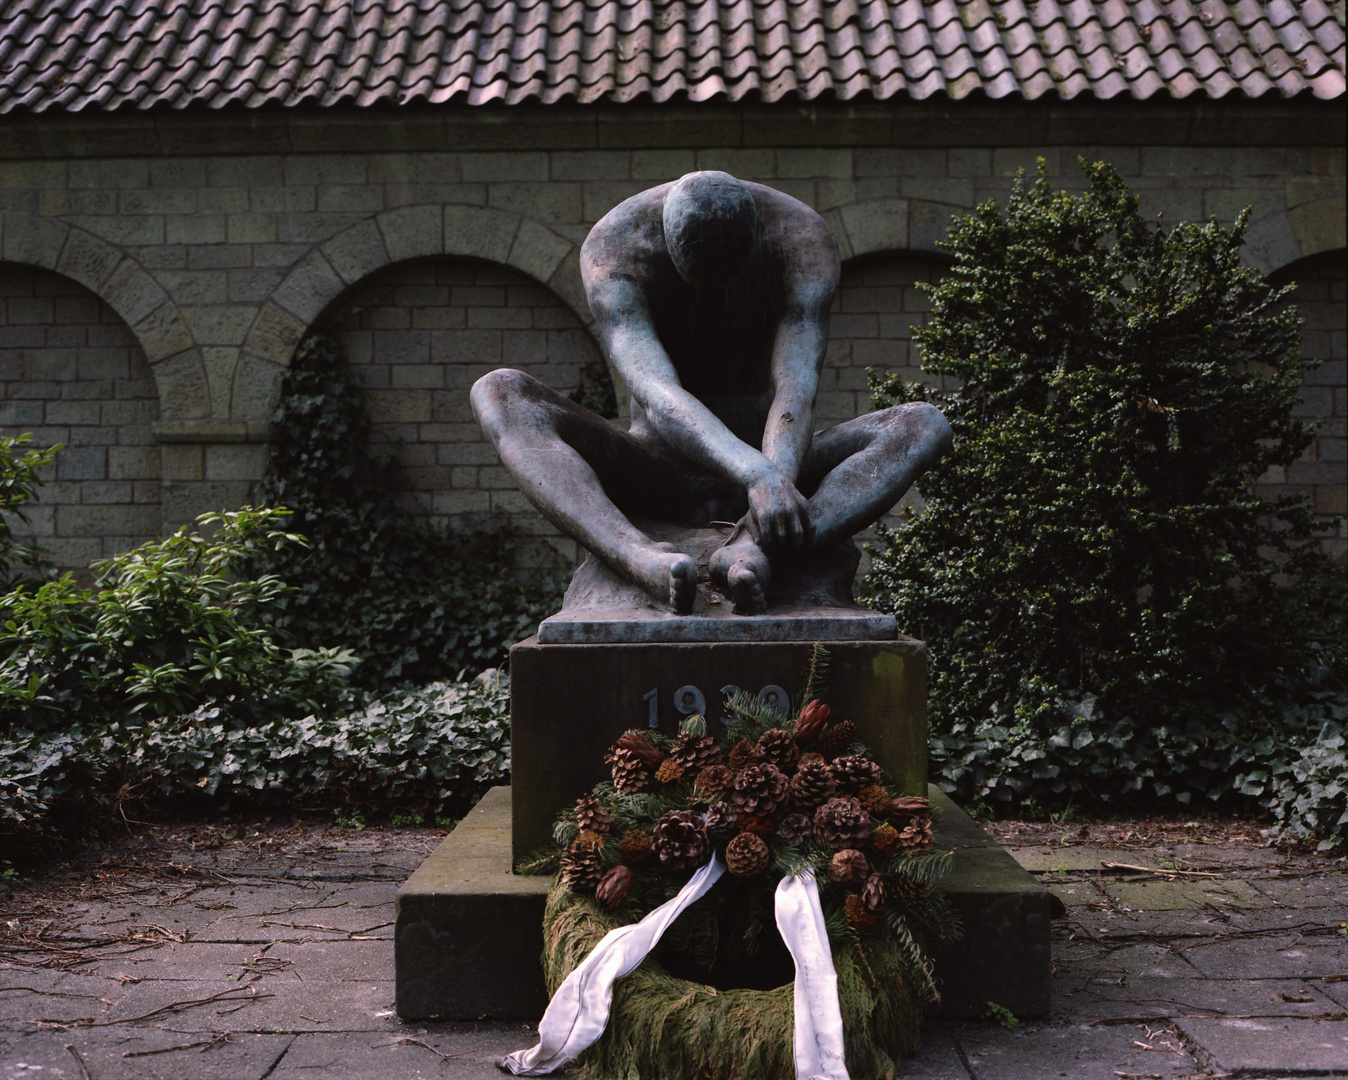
xmin=0 ymin=0 xmax=1342 ymax=113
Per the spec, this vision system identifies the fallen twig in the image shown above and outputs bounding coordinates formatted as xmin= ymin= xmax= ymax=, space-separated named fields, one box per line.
xmin=1099 ymin=862 xmax=1224 ymax=878
xmin=64 ymin=1043 xmax=91 ymax=1080
xmin=124 ymin=1032 xmax=230 ymax=1057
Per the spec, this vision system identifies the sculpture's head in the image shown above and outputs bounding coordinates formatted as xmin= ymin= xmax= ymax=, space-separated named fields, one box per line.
xmin=662 ymin=172 xmax=758 ymax=289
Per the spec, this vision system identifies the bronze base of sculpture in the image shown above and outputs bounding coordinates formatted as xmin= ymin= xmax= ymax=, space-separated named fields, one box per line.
xmin=538 ymin=524 xmax=896 ymax=643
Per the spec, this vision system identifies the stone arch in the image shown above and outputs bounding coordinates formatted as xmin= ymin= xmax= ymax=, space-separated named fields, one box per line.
xmin=821 ymin=198 xmax=957 ymax=263
xmin=237 ymin=206 xmax=595 ymax=426
xmin=0 ymin=211 xmax=210 ymax=422
xmin=1244 ymin=198 xmax=1348 ymax=276
xmin=307 ymin=253 xmax=611 ymax=571
xmin=0 ymin=260 xmax=165 ymax=571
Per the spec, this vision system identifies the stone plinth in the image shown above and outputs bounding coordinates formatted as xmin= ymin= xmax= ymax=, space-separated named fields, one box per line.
xmin=508 ymin=635 xmax=927 ymax=863
xmin=393 ymin=785 xmax=1052 ymax=1021
xmin=394 ymin=787 xmax=551 ymax=1020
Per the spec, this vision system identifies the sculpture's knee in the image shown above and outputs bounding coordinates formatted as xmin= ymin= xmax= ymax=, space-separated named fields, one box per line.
xmin=907 ymin=401 xmax=953 ymax=458
xmin=469 ymin=367 xmax=532 ymax=428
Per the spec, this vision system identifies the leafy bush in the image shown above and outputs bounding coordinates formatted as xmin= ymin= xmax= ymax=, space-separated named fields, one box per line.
xmin=0 ymin=508 xmax=354 ymax=734
xmin=0 ymin=434 xmax=58 ymax=585
xmin=866 ymin=160 xmax=1345 ymax=844
xmin=254 ymin=334 xmax=564 ymax=690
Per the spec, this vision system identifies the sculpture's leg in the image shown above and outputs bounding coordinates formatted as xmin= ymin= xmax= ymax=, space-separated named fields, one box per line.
xmin=799 ymin=401 xmax=952 ymax=548
xmin=711 ymin=402 xmax=951 ymax=612
xmin=471 ymin=369 xmax=697 ymax=614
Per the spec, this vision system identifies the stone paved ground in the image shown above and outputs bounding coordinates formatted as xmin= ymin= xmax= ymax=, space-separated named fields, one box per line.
xmin=1 ymin=816 xmax=1344 ymax=1080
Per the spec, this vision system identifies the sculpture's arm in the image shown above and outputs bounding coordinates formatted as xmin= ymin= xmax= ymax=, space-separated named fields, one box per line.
xmin=752 ymin=234 xmax=839 ymax=545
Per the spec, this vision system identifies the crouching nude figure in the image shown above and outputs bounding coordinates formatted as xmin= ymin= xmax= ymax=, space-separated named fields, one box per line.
xmin=471 ymin=172 xmax=952 ymax=616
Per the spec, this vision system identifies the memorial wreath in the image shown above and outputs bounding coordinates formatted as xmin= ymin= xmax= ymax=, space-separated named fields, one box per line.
xmin=505 ymin=649 xmax=958 ymax=1080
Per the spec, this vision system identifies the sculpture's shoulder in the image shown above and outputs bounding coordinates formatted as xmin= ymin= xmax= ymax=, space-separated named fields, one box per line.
xmin=746 ymin=183 xmax=840 ymax=297
xmin=581 ymin=185 xmax=670 ymax=292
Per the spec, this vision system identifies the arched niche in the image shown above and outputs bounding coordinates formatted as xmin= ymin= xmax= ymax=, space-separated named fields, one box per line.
xmin=310 ymin=255 xmax=613 ymax=571
xmin=0 ymin=262 xmax=163 ymax=572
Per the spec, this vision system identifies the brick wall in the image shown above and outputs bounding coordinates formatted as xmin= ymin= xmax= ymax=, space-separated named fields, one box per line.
xmin=0 ymin=101 xmax=1341 ymax=572
xmin=317 ymin=256 xmax=604 ymax=567
xmin=0 ymin=262 xmax=161 ymax=572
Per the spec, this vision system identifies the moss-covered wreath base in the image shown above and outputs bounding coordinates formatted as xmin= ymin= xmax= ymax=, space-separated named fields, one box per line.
xmin=543 ymin=883 xmax=926 ymax=1080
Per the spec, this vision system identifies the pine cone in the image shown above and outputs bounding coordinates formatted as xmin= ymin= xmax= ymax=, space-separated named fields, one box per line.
xmin=560 ymin=845 xmax=603 ymax=893
xmin=755 ymin=728 xmax=800 ymax=773
xmin=727 ymin=738 xmax=755 ymax=772
xmin=730 ymin=762 xmax=790 ymax=818
xmin=726 ymin=832 xmax=771 ymax=876
xmin=693 ymin=764 xmax=733 ymax=799
xmin=778 ymin=812 xmax=813 ymax=845
xmin=898 ymin=816 xmax=934 ymax=854
xmin=612 ymin=730 xmax=664 ymax=771
xmin=859 ymin=785 xmax=892 ymax=816
xmin=797 ymin=751 xmax=827 ymax=769
xmin=871 ymin=821 xmax=901 ymax=858
xmin=652 ymin=810 xmax=708 ymax=870
xmin=575 ymin=794 xmax=614 ymax=835
xmin=620 ymin=828 xmax=653 ymax=864
xmin=828 ymin=848 xmax=870 ymax=886
xmin=813 ymin=796 xmax=871 ymax=852
xmin=862 ymin=873 xmax=886 ymax=912
xmin=816 ymin=719 xmax=858 ymax=760
xmin=889 ymin=796 xmax=931 ymax=819
xmin=655 ymin=758 xmax=686 ymax=784
xmin=832 ymin=754 xmax=883 ymax=792
xmin=595 ymin=865 xmax=633 ymax=910
xmin=892 ymin=874 xmax=932 ymax=905
xmin=671 ymin=733 xmax=723 ymax=778
xmin=845 ymin=893 xmax=882 ymax=933
xmin=792 ymin=700 xmax=831 ymax=746
xmin=607 ymin=746 xmax=651 ymax=793
xmin=789 ymin=757 xmax=837 ymax=809
xmin=701 ymin=802 xmax=738 ymax=843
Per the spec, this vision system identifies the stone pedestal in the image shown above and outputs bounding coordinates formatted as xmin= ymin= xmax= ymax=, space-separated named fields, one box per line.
xmin=509 ymin=635 xmax=928 ymax=862
xmin=394 ymin=623 xmax=1051 ymax=1024
xmin=394 ymin=785 xmax=1052 ymax=1021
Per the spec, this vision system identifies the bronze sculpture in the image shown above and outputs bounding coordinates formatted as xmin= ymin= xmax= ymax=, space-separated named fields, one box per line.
xmin=472 ymin=171 xmax=950 ymax=616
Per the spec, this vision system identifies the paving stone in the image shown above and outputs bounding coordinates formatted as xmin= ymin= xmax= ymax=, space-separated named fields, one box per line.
xmin=1005 ymin=845 xmax=1123 ymax=871
xmin=1054 ymin=941 xmax=1204 ymax=981
xmin=0 ymin=1029 xmax=292 ymax=1080
xmin=1104 ymin=878 xmax=1269 ymax=912
xmin=98 ymin=977 xmax=402 ymax=1033
xmin=901 ymin=1022 xmax=972 ymax=1079
xmin=1180 ymin=1017 xmax=1348 ymax=1074
xmin=1251 ymin=875 xmax=1348 ymax=909
xmin=1055 ymin=975 xmax=1344 ymax=1021
xmin=267 ymin=1026 xmax=537 ymax=1079
xmin=1178 ymin=935 xmax=1348 ymax=979
xmin=956 ymin=1020 xmax=1196 ymax=1079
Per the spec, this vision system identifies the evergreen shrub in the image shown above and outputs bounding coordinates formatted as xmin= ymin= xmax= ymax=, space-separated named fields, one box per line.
xmin=866 ymin=161 xmax=1345 ymax=844
xmin=254 ymin=334 xmax=564 ymax=691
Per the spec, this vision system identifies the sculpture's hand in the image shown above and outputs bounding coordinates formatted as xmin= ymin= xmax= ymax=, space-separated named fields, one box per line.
xmin=747 ymin=469 xmax=813 ymax=550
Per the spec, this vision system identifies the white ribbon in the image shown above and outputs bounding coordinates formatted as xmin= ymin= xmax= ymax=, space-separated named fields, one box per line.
xmin=502 ymin=859 xmax=851 ymax=1080
xmin=501 ymin=855 xmax=725 ymax=1076
xmin=775 ymin=869 xmax=851 ymax=1080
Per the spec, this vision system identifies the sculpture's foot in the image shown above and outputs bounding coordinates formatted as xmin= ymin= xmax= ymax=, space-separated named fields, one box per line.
xmin=710 ymin=527 xmax=772 ymax=615
xmin=632 ymin=545 xmax=697 ymax=615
